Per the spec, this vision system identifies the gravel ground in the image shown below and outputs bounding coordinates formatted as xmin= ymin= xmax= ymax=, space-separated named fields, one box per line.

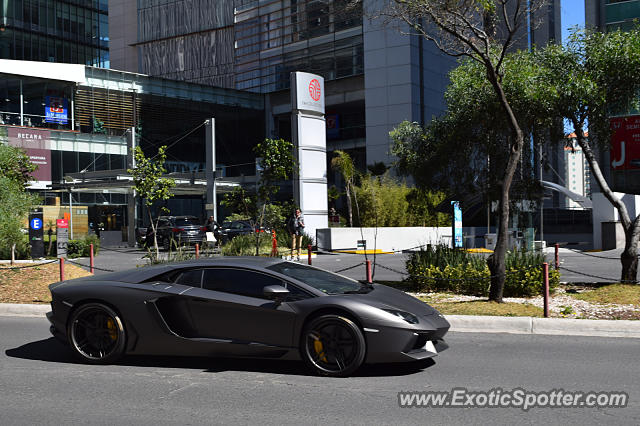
xmin=412 ymin=287 xmax=640 ymax=320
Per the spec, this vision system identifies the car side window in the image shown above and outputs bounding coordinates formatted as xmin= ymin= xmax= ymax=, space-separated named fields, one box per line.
xmin=282 ymin=282 xmax=313 ymax=301
xmin=174 ymin=269 xmax=203 ymax=288
xmin=202 ymin=268 xmax=283 ymax=299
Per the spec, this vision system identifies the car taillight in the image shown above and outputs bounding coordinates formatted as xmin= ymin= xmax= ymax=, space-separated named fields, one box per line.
xmin=200 ymin=226 xmax=207 ymax=231
xmin=172 ymin=228 xmax=184 ymax=233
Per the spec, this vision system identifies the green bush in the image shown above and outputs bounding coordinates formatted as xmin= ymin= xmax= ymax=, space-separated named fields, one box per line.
xmin=406 ymin=245 xmax=559 ymax=297
xmin=275 ymin=227 xmax=313 ymax=250
xmin=66 ymin=235 xmax=101 ymax=258
xmin=0 ymin=233 xmax=31 ymax=260
xmin=221 ymin=233 xmax=271 ymax=256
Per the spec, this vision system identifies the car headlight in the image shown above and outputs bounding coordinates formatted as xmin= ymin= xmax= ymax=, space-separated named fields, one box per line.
xmin=382 ymin=309 xmax=419 ymax=324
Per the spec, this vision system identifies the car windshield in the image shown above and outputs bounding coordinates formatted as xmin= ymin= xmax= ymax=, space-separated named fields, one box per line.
xmin=267 ymin=262 xmax=362 ymax=294
xmin=174 ymin=218 xmax=199 ymax=226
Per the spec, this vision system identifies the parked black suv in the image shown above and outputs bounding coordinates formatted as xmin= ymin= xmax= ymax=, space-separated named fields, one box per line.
xmin=218 ymin=220 xmax=257 ymax=243
xmin=146 ymin=216 xmax=206 ymax=250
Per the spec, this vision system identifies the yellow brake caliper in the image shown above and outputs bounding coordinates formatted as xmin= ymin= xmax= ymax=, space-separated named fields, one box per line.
xmin=312 ymin=334 xmax=328 ymax=363
xmin=106 ymin=318 xmax=117 ymax=341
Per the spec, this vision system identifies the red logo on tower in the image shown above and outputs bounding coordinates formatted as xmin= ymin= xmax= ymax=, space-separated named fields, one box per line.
xmin=308 ymin=79 xmax=321 ymax=101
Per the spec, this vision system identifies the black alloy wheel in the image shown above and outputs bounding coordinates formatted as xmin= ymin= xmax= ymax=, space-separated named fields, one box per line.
xmin=68 ymin=303 xmax=126 ymax=364
xmin=301 ymin=314 xmax=366 ymax=377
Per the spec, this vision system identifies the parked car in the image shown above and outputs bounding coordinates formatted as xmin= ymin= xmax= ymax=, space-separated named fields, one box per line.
xmin=218 ymin=220 xmax=257 ymax=243
xmin=146 ymin=216 xmax=206 ymax=250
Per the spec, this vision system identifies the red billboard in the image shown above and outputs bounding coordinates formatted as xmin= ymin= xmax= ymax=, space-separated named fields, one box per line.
xmin=610 ymin=115 xmax=640 ymax=171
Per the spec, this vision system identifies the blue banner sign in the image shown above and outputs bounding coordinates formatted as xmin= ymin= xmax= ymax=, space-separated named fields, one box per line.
xmin=45 ymin=96 xmax=68 ymax=124
xmin=452 ymin=201 xmax=463 ymax=248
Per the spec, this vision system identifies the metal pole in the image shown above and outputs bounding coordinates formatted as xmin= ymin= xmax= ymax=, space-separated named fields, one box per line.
xmin=543 ymin=262 xmax=550 ymax=318
xmin=366 ymin=260 xmax=372 ymax=283
xmin=195 ymin=243 xmax=200 ymax=259
xmin=89 ymin=244 xmax=94 ymax=274
xmin=307 ymin=244 xmax=312 ymax=265
xmin=19 ymin=79 xmax=23 ymax=126
xmin=539 ymin=144 xmax=544 ymax=244
xmin=205 ymin=118 xmax=217 ymax=222
xmin=71 ymin=89 xmax=75 ymax=131
xmin=69 ymin=190 xmax=74 ymax=240
xmin=555 ymin=243 xmax=559 ymax=270
xmin=59 ymin=257 xmax=65 ymax=281
xmin=126 ymin=127 xmax=137 ymax=247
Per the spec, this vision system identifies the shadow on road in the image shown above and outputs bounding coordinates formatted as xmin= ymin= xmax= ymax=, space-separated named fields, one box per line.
xmin=6 ymin=338 xmax=436 ymax=377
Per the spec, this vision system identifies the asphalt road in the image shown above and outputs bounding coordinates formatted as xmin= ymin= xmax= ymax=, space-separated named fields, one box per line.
xmin=79 ymin=246 xmax=629 ymax=284
xmin=2 ymin=316 xmax=638 ymax=425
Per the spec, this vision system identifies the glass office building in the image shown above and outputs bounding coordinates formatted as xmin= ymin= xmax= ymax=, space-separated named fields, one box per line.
xmin=1 ymin=59 xmax=264 ymax=238
xmin=0 ymin=0 xmax=109 ymax=67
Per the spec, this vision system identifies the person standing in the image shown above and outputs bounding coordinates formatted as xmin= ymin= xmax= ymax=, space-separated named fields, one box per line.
xmin=289 ymin=208 xmax=305 ymax=260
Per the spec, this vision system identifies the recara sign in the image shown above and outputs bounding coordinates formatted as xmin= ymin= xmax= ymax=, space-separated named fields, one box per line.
xmin=292 ymin=72 xmax=325 ymax=114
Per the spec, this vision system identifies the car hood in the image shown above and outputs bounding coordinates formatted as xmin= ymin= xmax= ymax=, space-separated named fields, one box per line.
xmin=347 ymin=284 xmax=438 ymax=317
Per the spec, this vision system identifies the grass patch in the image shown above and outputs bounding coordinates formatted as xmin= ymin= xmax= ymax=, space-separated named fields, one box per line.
xmin=570 ymin=284 xmax=640 ymax=306
xmin=416 ymin=296 xmax=543 ymax=317
xmin=0 ymin=262 xmax=91 ymax=304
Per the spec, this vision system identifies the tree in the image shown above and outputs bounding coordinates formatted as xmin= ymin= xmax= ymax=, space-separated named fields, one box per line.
xmin=0 ymin=146 xmax=39 ymax=263
xmin=539 ymin=28 xmax=640 ymax=282
xmin=252 ymin=138 xmax=296 ymax=255
xmin=331 ymin=150 xmax=356 ymax=227
xmin=0 ymin=144 xmax=37 ymax=187
xmin=128 ymin=146 xmax=175 ymax=259
xmin=385 ymin=0 xmax=547 ymax=302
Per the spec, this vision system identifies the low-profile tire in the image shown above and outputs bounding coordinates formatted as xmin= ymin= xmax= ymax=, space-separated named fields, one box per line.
xmin=67 ymin=303 xmax=126 ymax=364
xmin=301 ymin=314 xmax=366 ymax=377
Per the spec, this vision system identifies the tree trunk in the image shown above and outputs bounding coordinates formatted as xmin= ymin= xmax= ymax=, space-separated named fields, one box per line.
xmin=485 ymin=65 xmax=526 ymax=302
xmin=10 ymin=243 xmax=16 ymax=265
xmin=148 ymin=210 xmax=159 ymax=260
xmin=346 ymin=182 xmax=353 ymax=227
xmin=621 ymin=233 xmax=638 ymax=283
xmin=573 ymin=124 xmax=639 ymax=283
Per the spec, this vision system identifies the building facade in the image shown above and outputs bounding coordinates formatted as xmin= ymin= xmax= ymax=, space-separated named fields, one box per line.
xmin=0 ymin=0 xmax=109 ymax=66
xmin=0 ymin=59 xmax=264 ymax=241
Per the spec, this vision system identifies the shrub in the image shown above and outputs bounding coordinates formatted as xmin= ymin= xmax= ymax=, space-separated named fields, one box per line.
xmin=0 ymin=233 xmax=31 ymax=260
xmin=221 ymin=233 xmax=271 ymax=256
xmin=66 ymin=235 xmax=101 ymax=258
xmin=406 ymin=245 xmax=559 ymax=297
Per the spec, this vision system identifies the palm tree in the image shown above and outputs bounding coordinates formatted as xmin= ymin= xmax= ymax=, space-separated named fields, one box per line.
xmin=331 ymin=150 xmax=356 ymax=227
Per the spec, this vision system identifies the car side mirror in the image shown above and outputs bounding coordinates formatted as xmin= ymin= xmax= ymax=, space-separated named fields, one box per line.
xmin=263 ymin=285 xmax=290 ymax=303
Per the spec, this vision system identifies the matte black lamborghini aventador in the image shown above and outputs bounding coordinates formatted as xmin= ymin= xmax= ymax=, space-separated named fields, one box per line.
xmin=47 ymin=257 xmax=449 ymax=376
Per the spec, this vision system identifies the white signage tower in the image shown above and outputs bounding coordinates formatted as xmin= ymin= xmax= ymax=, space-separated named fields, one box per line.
xmin=291 ymin=72 xmax=328 ymax=242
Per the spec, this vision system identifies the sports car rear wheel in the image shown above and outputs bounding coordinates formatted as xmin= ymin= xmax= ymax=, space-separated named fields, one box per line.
xmin=68 ymin=303 xmax=126 ymax=364
xmin=302 ymin=314 xmax=366 ymax=377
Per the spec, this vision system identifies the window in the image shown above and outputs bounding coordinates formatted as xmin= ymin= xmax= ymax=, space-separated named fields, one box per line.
xmin=202 ymin=268 xmax=285 ymax=299
xmin=174 ymin=269 xmax=203 ymax=287
xmin=267 ymin=261 xmax=364 ymax=294
xmin=282 ymin=282 xmax=313 ymax=301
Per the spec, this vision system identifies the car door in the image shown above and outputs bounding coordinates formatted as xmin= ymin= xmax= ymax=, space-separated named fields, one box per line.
xmin=187 ymin=267 xmax=298 ymax=348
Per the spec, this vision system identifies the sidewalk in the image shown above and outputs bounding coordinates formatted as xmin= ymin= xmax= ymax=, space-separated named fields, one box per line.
xmin=3 ymin=303 xmax=639 ymax=339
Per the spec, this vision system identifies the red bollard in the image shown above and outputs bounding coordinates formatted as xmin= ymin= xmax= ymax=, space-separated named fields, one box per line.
xmin=195 ymin=243 xmax=200 ymax=259
xmin=59 ymin=257 xmax=65 ymax=281
xmin=89 ymin=243 xmax=94 ymax=274
xmin=366 ymin=260 xmax=372 ymax=283
xmin=307 ymin=244 xmax=312 ymax=265
xmin=554 ymin=243 xmax=559 ymax=270
xmin=543 ymin=262 xmax=550 ymax=318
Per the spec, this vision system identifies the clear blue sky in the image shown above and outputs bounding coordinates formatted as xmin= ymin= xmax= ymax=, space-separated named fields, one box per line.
xmin=561 ymin=0 xmax=586 ymax=43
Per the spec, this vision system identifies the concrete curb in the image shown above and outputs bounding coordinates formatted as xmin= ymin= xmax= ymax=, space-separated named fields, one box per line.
xmin=0 ymin=303 xmax=50 ymax=317
xmin=2 ymin=303 xmax=640 ymax=339
xmin=447 ymin=315 xmax=640 ymax=339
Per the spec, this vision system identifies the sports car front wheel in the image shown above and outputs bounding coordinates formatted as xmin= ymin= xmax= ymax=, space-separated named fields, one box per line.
xmin=68 ymin=303 xmax=126 ymax=364
xmin=301 ymin=314 xmax=366 ymax=377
